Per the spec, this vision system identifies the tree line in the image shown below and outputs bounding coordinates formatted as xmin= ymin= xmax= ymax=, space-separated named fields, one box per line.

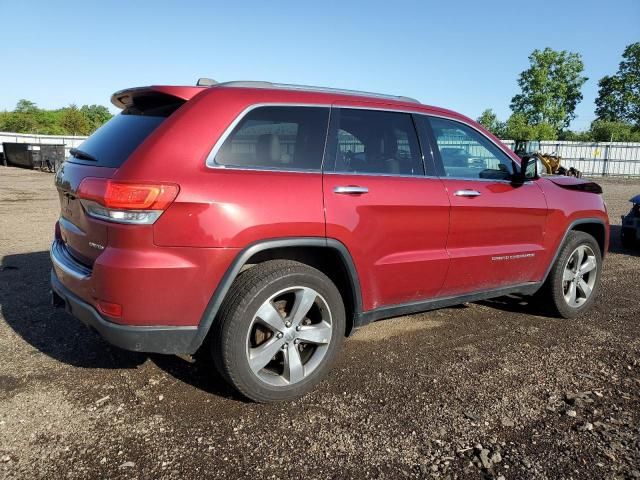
xmin=478 ymin=42 xmax=640 ymax=142
xmin=0 ymin=99 xmax=112 ymax=136
xmin=1 ymin=43 xmax=638 ymax=142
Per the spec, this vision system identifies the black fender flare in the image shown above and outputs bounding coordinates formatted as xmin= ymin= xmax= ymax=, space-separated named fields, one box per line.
xmin=187 ymin=237 xmax=362 ymax=353
xmin=539 ymin=217 xmax=608 ymax=286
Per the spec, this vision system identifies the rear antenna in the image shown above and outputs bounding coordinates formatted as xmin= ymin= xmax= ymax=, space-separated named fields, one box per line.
xmin=197 ymin=78 xmax=218 ymax=86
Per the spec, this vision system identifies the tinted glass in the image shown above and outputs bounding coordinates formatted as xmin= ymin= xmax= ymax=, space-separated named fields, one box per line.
xmin=214 ymin=106 xmax=329 ymax=170
xmin=429 ymin=117 xmax=514 ymax=180
xmin=330 ymin=109 xmax=424 ymax=176
xmin=68 ymin=113 xmax=168 ymax=168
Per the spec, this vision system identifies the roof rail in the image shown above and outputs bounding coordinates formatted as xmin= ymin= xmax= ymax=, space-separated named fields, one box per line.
xmin=197 ymin=78 xmax=218 ymax=86
xmin=211 ymin=80 xmax=420 ymax=104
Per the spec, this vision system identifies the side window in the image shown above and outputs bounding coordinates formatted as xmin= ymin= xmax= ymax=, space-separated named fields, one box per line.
xmin=214 ymin=106 xmax=329 ymax=170
xmin=428 ymin=117 xmax=514 ymax=180
xmin=330 ymin=108 xmax=424 ymax=176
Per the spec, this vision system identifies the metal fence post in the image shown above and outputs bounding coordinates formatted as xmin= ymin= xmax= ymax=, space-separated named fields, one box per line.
xmin=602 ymin=144 xmax=610 ymax=176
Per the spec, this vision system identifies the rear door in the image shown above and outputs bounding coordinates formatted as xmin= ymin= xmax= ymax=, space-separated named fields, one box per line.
xmin=419 ymin=115 xmax=548 ymax=295
xmin=323 ymin=106 xmax=450 ymax=311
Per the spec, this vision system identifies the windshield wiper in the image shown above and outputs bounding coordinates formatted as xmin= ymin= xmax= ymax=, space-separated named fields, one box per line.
xmin=70 ymin=148 xmax=97 ymax=162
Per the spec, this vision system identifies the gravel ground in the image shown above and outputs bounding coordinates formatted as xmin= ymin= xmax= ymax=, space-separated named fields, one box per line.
xmin=0 ymin=166 xmax=639 ymax=479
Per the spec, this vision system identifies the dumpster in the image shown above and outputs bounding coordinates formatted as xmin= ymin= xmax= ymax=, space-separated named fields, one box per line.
xmin=2 ymin=143 xmax=65 ymax=172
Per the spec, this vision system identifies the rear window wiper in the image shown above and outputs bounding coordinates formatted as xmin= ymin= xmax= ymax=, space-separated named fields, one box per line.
xmin=70 ymin=148 xmax=97 ymax=162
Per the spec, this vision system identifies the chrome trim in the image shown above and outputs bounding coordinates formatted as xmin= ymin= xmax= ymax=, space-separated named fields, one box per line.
xmin=324 ymin=171 xmax=433 ymax=179
xmin=421 ymin=112 xmax=522 ymax=169
xmin=441 ymin=176 xmax=526 ymax=183
xmin=327 ymin=106 xmax=521 ymax=167
xmin=334 ymin=186 xmax=369 ymax=194
xmin=324 ymin=171 xmax=525 ymax=182
xmin=205 ymin=103 xmax=332 ymax=169
xmin=454 ymin=189 xmax=481 ymax=197
xmin=80 ymin=200 xmax=163 ymax=225
xmin=204 ymin=102 xmax=522 ymax=178
xmin=50 ymin=240 xmax=92 ymax=280
xmin=58 ymin=216 xmax=84 ymax=236
xmin=213 ymin=81 xmax=420 ymax=104
xmin=207 ymin=165 xmax=322 ymax=175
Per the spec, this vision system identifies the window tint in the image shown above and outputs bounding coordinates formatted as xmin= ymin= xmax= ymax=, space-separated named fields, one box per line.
xmin=330 ymin=109 xmax=424 ymax=176
xmin=214 ymin=106 xmax=329 ymax=170
xmin=428 ymin=117 xmax=514 ymax=180
xmin=69 ymin=113 xmax=168 ymax=168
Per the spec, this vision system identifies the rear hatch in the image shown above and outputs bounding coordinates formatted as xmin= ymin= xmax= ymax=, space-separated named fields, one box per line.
xmin=54 ymin=86 xmax=201 ymax=267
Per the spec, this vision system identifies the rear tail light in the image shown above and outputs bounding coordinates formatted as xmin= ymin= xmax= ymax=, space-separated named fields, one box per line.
xmin=77 ymin=178 xmax=179 ymax=225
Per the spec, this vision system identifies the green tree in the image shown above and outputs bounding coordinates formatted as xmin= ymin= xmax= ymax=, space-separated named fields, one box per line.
xmin=511 ymin=47 xmax=587 ymax=131
xmin=595 ymin=42 xmax=640 ymax=126
xmin=558 ymin=129 xmax=591 ymax=141
xmin=0 ymin=99 xmax=43 ymax=133
xmin=589 ymin=120 xmax=640 ymax=142
xmin=80 ymin=104 xmax=112 ymax=132
xmin=0 ymin=111 xmax=8 ymax=130
xmin=476 ymin=109 xmax=505 ymax=137
xmin=0 ymin=100 xmax=112 ymax=135
xmin=504 ymin=113 xmax=558 ymax=141
xmin=533 ymin=122 xmax=558 ymax=141
xmin=60 ymin=104 xmax=90 ymax=135
xmin=15 ymin=99 xmax=39 ymax=114
xmin=504 ymin=113 xmax=533 ymax=141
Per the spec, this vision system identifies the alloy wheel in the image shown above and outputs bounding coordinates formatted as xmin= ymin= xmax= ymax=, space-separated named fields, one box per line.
xmin=245 ymin=286 xmax=333 ymax=387
xmin=562 ymin=244 xmax=597 ymax=308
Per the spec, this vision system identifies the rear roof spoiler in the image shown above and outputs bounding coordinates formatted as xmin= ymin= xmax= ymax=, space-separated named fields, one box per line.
xmin=110 ymin=85 xmax=205 ymax=109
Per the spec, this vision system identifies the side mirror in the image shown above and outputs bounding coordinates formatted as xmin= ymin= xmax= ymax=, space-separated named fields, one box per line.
xmin=513 ymin=156 xmax=538 ymax=183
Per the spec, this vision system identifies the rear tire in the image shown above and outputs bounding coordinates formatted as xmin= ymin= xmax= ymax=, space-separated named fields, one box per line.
xmin=538 ymin=231 xmax=602 ymax=319
xmin=212 ymin=260 xmax=345 ymax=402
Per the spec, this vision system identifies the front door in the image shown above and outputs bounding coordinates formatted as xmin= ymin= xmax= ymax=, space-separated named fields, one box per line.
xmin=423 ymin=115 xmax=548 ymax=296
xmin=323 ymin=106 xmax=451 ymax=312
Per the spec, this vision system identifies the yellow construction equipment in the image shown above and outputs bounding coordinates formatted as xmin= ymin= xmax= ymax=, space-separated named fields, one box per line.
xmin=513 ymin=141 xmax=581 ymax=177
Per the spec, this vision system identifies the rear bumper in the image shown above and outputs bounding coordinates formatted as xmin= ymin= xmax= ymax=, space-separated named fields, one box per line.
xmin=49 ymin=234 xmax=239 ymax=330
xmin=51 ymin=270 xmax=198 ymax=354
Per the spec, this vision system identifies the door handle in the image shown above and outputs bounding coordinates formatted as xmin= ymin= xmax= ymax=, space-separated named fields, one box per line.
xmin=334 ymin=186 xmax=369 ymax=195
xmin=453 ymin=189 xmax=481 ymax=197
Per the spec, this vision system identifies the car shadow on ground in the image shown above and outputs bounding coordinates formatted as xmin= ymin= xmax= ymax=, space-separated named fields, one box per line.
xmin=0 ymin=250 xmax=241 ymax=399
xmin=478 ymin=226 xmax=639 ymax=314
xmin=475 ymin=294 xmax=552 ymax=317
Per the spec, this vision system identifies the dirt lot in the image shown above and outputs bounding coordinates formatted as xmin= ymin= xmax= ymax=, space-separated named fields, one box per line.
xmin=0 ymin=167 xmax=638 ymax=479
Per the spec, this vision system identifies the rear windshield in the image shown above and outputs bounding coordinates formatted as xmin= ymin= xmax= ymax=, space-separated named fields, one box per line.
xmin=68 ymin=98 xmax=183 ymax=168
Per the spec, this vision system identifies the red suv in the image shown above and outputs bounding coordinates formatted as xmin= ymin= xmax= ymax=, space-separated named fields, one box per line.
xmin=51 ymin=80 xmax=609 ymax=402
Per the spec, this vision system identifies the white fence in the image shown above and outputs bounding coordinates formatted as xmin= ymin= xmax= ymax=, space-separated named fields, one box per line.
xmin=0 ymin=132 xmax=87 ymax=158
xmin=2 ymin=132 xmax=640 ymax=177
xmin=501 ymin=140 xmax=640 ymax=177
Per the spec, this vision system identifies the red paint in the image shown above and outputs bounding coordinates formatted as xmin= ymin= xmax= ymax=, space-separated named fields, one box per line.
xmin=323 ymin=174 xmax=450 ymax=309
xmin=53 ymin=84 xmax=609 ymax=328
xmin=438 ymin=179 xmax=548 ymax=295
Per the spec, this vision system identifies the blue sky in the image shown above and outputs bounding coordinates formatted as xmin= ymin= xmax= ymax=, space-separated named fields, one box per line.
xmin=0 ymin=0 xmax=638 ymax=130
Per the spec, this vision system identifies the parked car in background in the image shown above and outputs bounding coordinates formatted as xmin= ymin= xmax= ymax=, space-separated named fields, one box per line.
xmin=621 ymin=194 xmax=640 ymax=247
xmin=50 ymin=80 xmax=609 ymax=402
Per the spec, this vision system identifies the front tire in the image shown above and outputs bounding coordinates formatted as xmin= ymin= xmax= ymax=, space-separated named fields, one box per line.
xmin=540 ymin=231 xmax=602 ymax=319
xmin=212 ymin=260 xmax=345 ymax=402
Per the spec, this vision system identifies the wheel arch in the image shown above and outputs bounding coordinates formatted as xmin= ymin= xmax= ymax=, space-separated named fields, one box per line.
xmin=541 ymin=218 xmax=608 ymax=285
xmin=188 ymin=237 xmax=362 ymax=353
xmin=571 ymin=221 xmax=606 ymax=258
